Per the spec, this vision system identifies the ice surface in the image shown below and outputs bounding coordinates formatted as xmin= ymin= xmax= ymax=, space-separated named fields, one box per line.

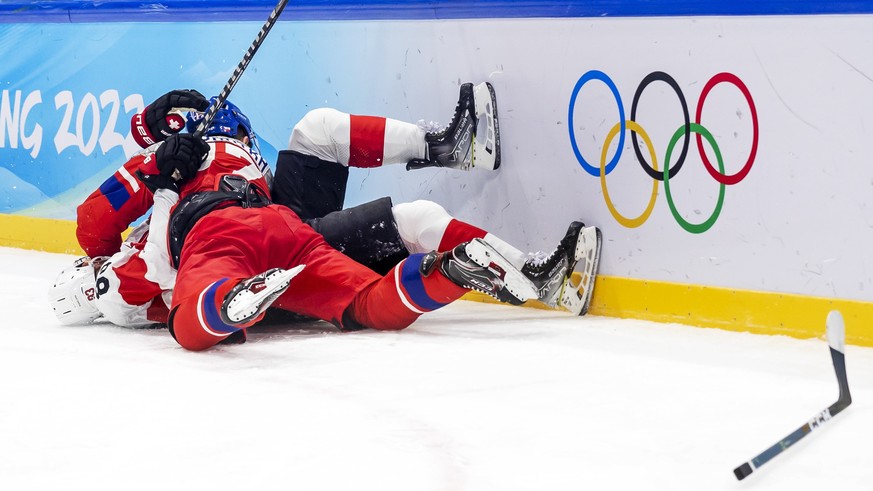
xmin=2 ymin=247 xmax=872 ymax=490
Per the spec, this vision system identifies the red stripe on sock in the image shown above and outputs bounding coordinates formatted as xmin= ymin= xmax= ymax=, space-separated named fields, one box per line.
xmin=438 ymin=219 xmax=487 ymax=251
xmin=349 ymin=115 xmax=386 ymax=168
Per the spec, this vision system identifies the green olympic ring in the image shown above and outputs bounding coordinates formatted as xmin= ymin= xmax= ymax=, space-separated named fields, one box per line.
xmin=663 ymin=123 xmax=725 ymax=234
xmin=600 ymin=121 xmax=726 ymax=234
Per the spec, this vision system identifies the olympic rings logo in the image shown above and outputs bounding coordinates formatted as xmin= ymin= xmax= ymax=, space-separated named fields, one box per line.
xmin=568 ymin=70 xmax=759 ymax=233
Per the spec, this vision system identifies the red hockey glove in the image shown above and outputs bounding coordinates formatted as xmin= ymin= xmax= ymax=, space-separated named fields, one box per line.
xmin=131 ymin=89 xmax=210 ymax=148
xmin=135 ymin=134 xmax=210 ymax=192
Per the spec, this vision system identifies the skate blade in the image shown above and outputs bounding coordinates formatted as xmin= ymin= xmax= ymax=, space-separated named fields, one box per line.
xmin=226 ymin=265 xmax=305 ymax=322
xmin=472 ymin=82 xmax=500 ymax=170
xmin=558 ymin=227 xmax=602 ymax=316
xmin=467 ymin=238 xmax=538 ymax=301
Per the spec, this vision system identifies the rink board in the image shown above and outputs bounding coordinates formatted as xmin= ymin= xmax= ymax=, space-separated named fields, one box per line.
xmin=2 ymin=1 xmax=872 ymax=344
xmin=14 ymin=213 xmax=873 ymax=348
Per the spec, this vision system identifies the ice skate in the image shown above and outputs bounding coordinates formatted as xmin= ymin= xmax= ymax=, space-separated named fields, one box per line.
xmin=522 ymin=223 xmax=602 ymax=315
xmin=434 ymin=238 xmax=537 ymax=305
xmin=220 ymin=265 xmax=305 ymax=325
xmin=407 ymin=82 xmax=500 ymax=171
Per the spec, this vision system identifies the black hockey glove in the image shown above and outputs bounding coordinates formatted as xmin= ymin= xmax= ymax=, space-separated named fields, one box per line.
xmin=131 ymin=89 xmax=210 ymax=147
xmin=135 ymin=133 xmax=209 ymax=193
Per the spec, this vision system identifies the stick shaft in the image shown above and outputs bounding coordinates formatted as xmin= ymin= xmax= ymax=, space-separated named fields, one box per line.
xmin=195 ymin=0 xmax=289 ymax=135
xmin=733 ymin=321 xmax=852 ymax=481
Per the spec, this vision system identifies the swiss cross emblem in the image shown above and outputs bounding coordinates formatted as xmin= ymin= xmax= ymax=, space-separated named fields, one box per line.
xmin=167 ymin=114 xmax=185 ymax=130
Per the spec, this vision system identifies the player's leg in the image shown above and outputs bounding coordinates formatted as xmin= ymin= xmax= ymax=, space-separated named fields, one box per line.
xmin=271 ymin=149 xmax=350 ymax=220
xmin=282 ymin=82 xmax=499 ymax=173
xmin=343 ymin=237 xmax=539 ymax=330
xmin=168 ymin=205 xmax=385 ymax=349
xmin=288 ymin=196 xmax=585 ymax=312
xmin=167 ymin=206 xmax=308 ymax=351
xmin=271 ymin=107 xmax=426 ymax=218
xmin=167 ymin=204 xmax=539 ymax=348
xmin=306 ymin=196 xmax=409 ymax=275
xmin=392 ymin=200 xmax=602 ymax=313
xmin=261 ymin=206 xmax=538 ymax=332
xmin=392 ymin=200 xmax=526 ymax=267
xmin=303 ymin=197 xmax=529 ymax=287
xmin=286 ymin=107 xmax=428 ymax=169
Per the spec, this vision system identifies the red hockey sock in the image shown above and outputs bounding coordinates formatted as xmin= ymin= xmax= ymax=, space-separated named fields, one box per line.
xmin=348 ymin=115 xmax=386 ymax=168
xmin=437 ymin=219 xmax=487 ymax=251
xmin=169 ymin=277 xmax=260 ymax=351
xmin=347 ymin=253 xmax=467 ymax=331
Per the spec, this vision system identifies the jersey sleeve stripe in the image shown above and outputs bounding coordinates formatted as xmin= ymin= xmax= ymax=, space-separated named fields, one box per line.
xmin=118 ymin=165 xmax=141 ymax=194
xmin=98 ymin=175 xmax=134 ymax=211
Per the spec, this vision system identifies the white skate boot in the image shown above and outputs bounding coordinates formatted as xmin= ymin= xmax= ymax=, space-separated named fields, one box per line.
xmin=220 ymin=265 xmax=305 ymax=325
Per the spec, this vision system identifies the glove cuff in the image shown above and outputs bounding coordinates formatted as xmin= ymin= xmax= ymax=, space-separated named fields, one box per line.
xmin=131 ymin=107 xmax=158 ymax=148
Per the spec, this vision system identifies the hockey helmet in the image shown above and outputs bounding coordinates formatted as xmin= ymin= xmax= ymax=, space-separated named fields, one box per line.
xmin=186 ymin=97 xmax=260 ymax=153
xmin=47 ymin=257 xmax=102 ymax=325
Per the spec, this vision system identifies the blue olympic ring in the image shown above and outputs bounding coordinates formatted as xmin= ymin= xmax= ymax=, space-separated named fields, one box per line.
xmin=567 ymin=70 xmax=625 ymax=177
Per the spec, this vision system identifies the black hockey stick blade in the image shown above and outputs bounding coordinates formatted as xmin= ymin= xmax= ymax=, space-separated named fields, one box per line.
xmin=195 ymin=0 xmax=289 ymax=135
xmin=733 ymin=310 xmax=852 ymax=481
xmin=825 ymin=310 xmax=852 ymax=413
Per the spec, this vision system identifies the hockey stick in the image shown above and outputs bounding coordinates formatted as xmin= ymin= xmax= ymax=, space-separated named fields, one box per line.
xmin=194 ymin=0 xmax=289 ymax=135
xmin=733 ymin=310 xmax=852 ymax=481
xmin=170 ymin=0 xmax=288 ymax=180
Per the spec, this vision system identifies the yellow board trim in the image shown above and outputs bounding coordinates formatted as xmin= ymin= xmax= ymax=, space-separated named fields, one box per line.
xmin=465 ymin=273 xmax=873 ymax=348
xmin=0 ymin=215 xmax=84 ymax=255
xmin=4 ymin=214 xmax=871 ymax=347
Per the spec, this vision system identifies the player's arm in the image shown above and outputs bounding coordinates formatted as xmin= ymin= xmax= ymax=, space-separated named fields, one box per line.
xmin=76 ymin=153 xmax=156 ymax=258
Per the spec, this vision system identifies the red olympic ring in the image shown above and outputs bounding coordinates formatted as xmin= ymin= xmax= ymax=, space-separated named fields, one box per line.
xmin=695 ymin=72 xmax=759 ymax=185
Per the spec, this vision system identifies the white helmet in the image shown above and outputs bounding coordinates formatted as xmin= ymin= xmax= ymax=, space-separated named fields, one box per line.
xmin=47 ymin=257 xmax=102 ymax=325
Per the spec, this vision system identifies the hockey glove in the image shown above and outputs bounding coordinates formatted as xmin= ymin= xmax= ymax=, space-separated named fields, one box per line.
xmin=135 ymin=134 xmax=209 ymax=193
xmin=131 ymin=89 xmax=210 ymax=148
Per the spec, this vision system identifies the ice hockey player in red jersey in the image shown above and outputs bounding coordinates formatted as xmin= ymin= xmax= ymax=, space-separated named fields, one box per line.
xmin=153 ymin=100 xmax=538 ymax=350
xmin=51 ymin=86 xmax=601 ymax=347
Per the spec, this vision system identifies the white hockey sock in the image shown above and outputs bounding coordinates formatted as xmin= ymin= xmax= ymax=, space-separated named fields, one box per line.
xmin=288 ymin=108 xmax=426 ymax=167
xmin=482 ymin=232 xmax=527 ymax=270
xmin=393 ymin=201 xmax=528 ymax=271
xmin=383 ymin=118 xmax=427 ymax=164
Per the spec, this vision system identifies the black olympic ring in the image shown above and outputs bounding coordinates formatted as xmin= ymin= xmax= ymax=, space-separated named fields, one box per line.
xmin=630 ymin=71 xmax=690 ymax=181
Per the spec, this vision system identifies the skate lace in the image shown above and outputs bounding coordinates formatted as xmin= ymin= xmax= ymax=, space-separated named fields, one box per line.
xmin=426 ymin=95 xmax=467 ymax=140
xmin=526 ymin=251 xmax=552 ymax=268
xmin=524 ymin=248 xmax=562 ymax=277
xmin=416 ymin=119 xmax=444 ymax=133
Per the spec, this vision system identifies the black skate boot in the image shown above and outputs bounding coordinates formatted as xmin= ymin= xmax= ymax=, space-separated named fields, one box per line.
xmin=425 ymin=238 xmax=537 ymax=305
xmin=407 ymin=82 xmax=500 ymax=171
xmin=220 ymin=265 xmax=305 ymax=326
xmin=523 ymin=222 xmax=602 ymax=315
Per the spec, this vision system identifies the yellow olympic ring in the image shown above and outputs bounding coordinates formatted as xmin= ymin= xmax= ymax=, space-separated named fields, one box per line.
xmin=599 ymin=120 xmax=658 ymax=228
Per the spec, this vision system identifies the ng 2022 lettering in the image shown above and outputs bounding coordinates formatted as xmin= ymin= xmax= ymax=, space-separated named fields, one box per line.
xmin=1 ymin=89 xmax=145 ymax=159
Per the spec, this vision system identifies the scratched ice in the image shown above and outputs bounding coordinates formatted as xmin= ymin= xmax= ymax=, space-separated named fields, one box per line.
xmin=2 ymin=246 xmax=872 ymax=490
